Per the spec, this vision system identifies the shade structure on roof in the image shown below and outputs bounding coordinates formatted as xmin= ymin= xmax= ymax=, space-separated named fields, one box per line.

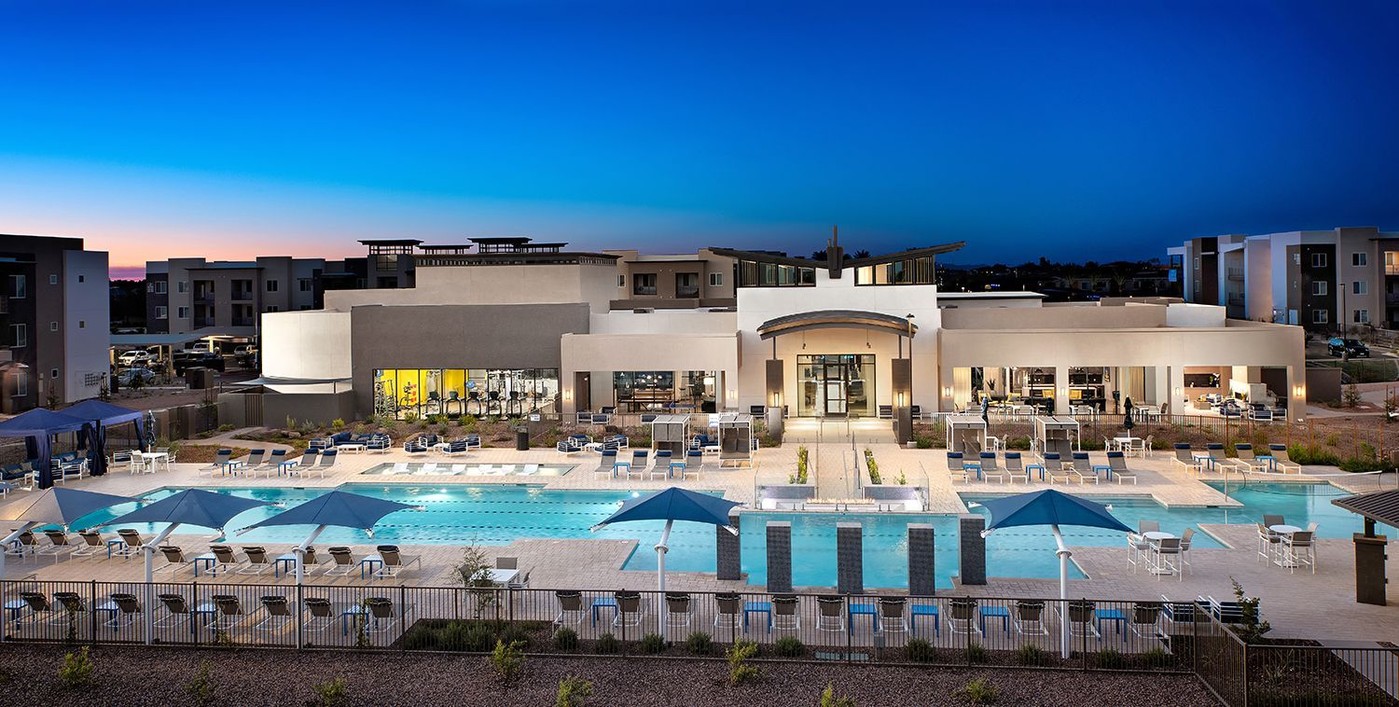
xmin=240 ymin=490 xmax=415 ymax=532
xmin=979 ymin=489 xmax=1130 ymax=658
xmin=593 ymin=487 xmax=741 ymax=530
xmin=0 ymin=487 xmax=138 ymax=526
xmin=62 ymin=399 xmax=148 ymax=476
xmin=103 ymin=489 xmax=269 ymax=534
xmin=0 ymin=408 xmax=90 ymax=488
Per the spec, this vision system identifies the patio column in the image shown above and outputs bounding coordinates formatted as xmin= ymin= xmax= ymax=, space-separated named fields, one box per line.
xmin=716 ymin=510 xmax=741 ymax=581
xmin=959 ymin=515 xmax=987 ymax=585
xmin=1168 ymin=365 xmax=1187 ymax=415
xmin=893 ymin=357 xmax=913 ymax=444
xmin=1054 ymin=365 xmax=1070 ymax=416
xmin=765 ymin=521 xmax=792 ymax=593
xmin=837 ymin=522 xmax=863 ymax=594
xmin=907 ymin=523 xmax=936 ymax=596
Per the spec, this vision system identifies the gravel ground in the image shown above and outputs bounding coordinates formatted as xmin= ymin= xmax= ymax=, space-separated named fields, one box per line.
xmin=0 ymin=644 xmax=1220 ymax=706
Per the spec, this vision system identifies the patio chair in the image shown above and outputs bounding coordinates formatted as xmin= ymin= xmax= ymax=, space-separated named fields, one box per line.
xmin=1126 ymin=531 xmax=1153 ymax=573
xmin=815 ymin=596 xmax=846 ymax=634
xmin=946 ymin=451 xmax=969 ymax=482
xmin=708 ymin=592 xmax=740 ymax=632
xmin=256 ymin=449 xmax=289 ymax=477
xmin=554 ymin=591 xmax=584 ymax=628
xmin=1042 ymin=453 xmax=1072 ymax=484
xmin=304 ymin=597 xmax=336 ymax=632
xmin=1003 ymin=452 xmax=1027 ymax=483
xmin=1281 ymin=530 xmax=1316 ymax=574
xmin=1262 ymin=514 xmax=1285 ymax=528
xmin=364 ymin=596 xmax=408 ymax=633
xmin=1106 ymin=451 xmax=1137 ymax=484
xmin=612 ymin=591 xmax=644 ymax=629
xmin=325 ymin=547 xmax=356 ymax=576
xmin=1159 ymin=595 xmax=1197 ymax=633
xmin=233 ymin=449 xmax=267 ymax=470
xmin=297 ymin=449 xmax=337 ymax=478
xmin=1129 ymin=602 xmax=1164 ymax=640
xmin=209 ymin=544 xmax=242 ymax=575
xmin=1179 ymin=528 xmax=1195 ymax=568
xmin=308 ymin=437 xmax=332 ymax=452
xmin=1267 ymin=445 xmax=1302 ymax=473
xmin=1012 ymin=600 xmax=1049 ymax=636
xmin=1255 ymin=524 xmax=1281 ymax=564
xmin=18 ymin=591 xmax=59 ymax=625
xmin=73 ymin=529 xmax=105 ymax=557
xmin=1065 ymin=600 xmax=1100 ymax=639
xmin=496 ymin=556 xmax=518 ymax=570
xmin=255 ymin=595 xmax=293 ymax=631
xmin=115 ymin=529 xmax=144 ymax=559
xmin=1201 ymin=595 xmax=1246 ymax=625
xmin=1171 ymin=444 xmax=1200 ymax=474
xmin=877 ymin=597 xmax=908 ymax=634
xmin=445 ymin=439 xmax=473 ymax=456
xmin=372 ymin=545 xmax=421 ymax=578
xmin=664 ymin=592 xmax=692 ymax=632
xmin=948 ymin=599 xmax=981 ymax=636
xmin=404 ymin=436 xmax=430 ymax=455
xmin=157 ymin=545 xmax=191 ymax=574
xmin=106 ymin=592 xmax=142 ymax=630
xmin=198 ymin=449 xmax=235 ymax=476
xmin=772 ymin=595 xmax=800 ymax=632
xmin=978 ymin=452 xmax=1005 ymax=484
xmin=239 ymin=546 xmax=272 ymax=575
xmin=366 ymin=434 xmax=393 ymax=453
xmin=1148 ymin=537 xmax=1183 ymax=581
xmin=210 ymin=594 xmax=244 ymax=631
xmin=1069 ymin=451 xmax=1097 ymax=484
xmin=155 ymin=594 xmax=193 ymax=630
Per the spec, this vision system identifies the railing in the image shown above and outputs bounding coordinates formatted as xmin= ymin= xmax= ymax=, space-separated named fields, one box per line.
xmin=2 ymin=579 xmax=1393 ymax=705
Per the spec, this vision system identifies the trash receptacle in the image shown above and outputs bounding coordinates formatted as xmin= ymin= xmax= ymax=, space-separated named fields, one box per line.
xmin=515 ymin=427 xmax=530 ymax=451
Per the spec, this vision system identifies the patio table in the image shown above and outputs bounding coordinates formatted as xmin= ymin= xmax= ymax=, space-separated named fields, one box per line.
xmin=963 ymin=461 xmax=983 ymax=481
xmin=1092 ymin=464 xmax=1113 ymax=482
xmin=1024 ymin=463 xmax=1046 ymax=482
xmin=980 ymin=605 xmax=1011 ymax=634
xmin=1095 ymin=608 xmax=1127 ymax=642
xmin=743 ymin=601 xmax=772 ymax=633
xmin=910 ymin=604 xmax=939 ymax=636
xmin=847 ymin=602 xmax=878 ymax=633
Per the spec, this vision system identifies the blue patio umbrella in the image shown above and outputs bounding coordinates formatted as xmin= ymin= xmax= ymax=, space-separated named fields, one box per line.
xmin=63 ymin=400 xmax=148 ymax=477
xmin=979 ymin=489 xmax=1132 ymax=657
xmin=102 ymin=489 xmax=271 ymax=644
xmin=0 ymin=408 xmax=89 ymax=488
xmin=592 ymin=487 xmax=742 ymax=594
xmin=0 ymin=487 xmax=139 ymax=588
xmin=237 ymin=490 xmax=417 ymax=584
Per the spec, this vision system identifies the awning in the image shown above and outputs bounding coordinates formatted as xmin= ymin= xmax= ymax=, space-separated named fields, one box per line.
xmin=757 ymin=310 xmax=918 ymax=340
xmin=230 ymin=375 xmax=353 ymax=395
xmin=111 ymin=333 xmax=207 ymax=348
xmin=1332 ymin=490 xmax=1399 ymax=531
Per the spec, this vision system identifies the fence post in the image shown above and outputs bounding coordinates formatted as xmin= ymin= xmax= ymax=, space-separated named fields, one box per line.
xmin=295 ymin=582 xmax=303 ymax=650
xmin=1242 ymin=643 xmax=1250 ymax=707
xmin=845 ymin=594 xmax=853 ymax=664
xmin=399 ymin=585 xmax=407 ymax=653
xmin=89 ymin=580 xmax=98 ymax=646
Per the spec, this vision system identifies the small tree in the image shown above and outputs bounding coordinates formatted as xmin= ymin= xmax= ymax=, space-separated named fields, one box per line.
xmin=454 ymin=545 xmax=497 ymax=618
xmin=556 ymin=675 xmax=594 ymax=707
xmin=1229 ymin=577 xmax=1272 ymax=644
xmin=1343 ymin=383 xmax=1362 ymax=408
xmin=489 ymin=639 xmax=526 ymax=684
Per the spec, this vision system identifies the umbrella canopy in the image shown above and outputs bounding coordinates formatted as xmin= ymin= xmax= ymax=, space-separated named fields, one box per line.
xmin=982 ymin=489 xmax=1132 ymax=534
xmin=0 ymin=408 xmax=91 ymax=488
xmin=103 ymin=489 xmax=269 ymax=534
xmin=0 ymin=487 xmax=138 ymax=527
xmin=63 ymin=400 xmax=145 ymax=427
xmin=240 ymin=490 xmax=415 ymax=532
xmin=593 ymin=487 xmax=741 ymax=530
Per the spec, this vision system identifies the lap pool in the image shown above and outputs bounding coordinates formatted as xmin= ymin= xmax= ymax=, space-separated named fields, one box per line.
xmin=62 ymin=481 xmax=1362 ymax=590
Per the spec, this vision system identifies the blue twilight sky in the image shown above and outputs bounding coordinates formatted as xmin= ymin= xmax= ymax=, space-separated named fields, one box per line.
xmin=3 ymin=0 xmax=1398 ymax=277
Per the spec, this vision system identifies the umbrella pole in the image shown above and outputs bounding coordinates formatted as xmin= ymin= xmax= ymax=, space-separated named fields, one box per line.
xmin=296 ymin=525 xmax=328 ymax=586
xmin=655 ymin=519 xmax=673 ymax=638
xmin=0 ymin=521 xmax=40 ymax=643
xmin=144 ymin=523 xmax=181 ymax=645
xmin=1052 ymin=524 xmax=1070 ymax=659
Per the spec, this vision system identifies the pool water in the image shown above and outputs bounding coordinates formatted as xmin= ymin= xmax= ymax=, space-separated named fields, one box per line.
xmin=1202 ymin=482 xmax=1363 ymax=537
xmin=360 ymin=462 xmax=574 ymax=477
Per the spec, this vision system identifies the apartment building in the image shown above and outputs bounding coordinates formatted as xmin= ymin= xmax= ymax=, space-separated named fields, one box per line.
xmin=1169 ymin=227 xmax=1399 ymax=331
xmin=145 ymin=256 xmax=345 ymax=337
xmin=258 ymin=235 xmax=1305 ymax=427
xmin=0 ymin=234 xmax=110 ymax=412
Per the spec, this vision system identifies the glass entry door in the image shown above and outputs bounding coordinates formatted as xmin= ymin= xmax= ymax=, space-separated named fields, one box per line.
xmin=798 ymin=354 xmax=875 ymax=417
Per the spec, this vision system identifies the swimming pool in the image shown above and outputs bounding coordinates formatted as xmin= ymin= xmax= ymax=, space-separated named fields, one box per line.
xmin=359 ymin=462 xmax=575 ymax=477
xmin=1203 ymin=481 xmax=1363 ymax=537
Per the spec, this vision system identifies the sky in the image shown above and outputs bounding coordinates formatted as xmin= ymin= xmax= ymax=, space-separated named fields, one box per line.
xmin=3 ymin=1 xmax=1398 ymax=279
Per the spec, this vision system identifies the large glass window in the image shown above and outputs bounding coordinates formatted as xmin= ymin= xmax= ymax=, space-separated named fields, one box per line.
xmin=797 ymin=354 xmax=874 ymax=417
xmin=854 ymin=257 xmax=935 ymax=285
xmin=633 ymin=273 xmax=657 ymax=295
xmin=373 ymin=368 xmax=559 ymax=419
xmin=612 ymin=370 xmax=717 ymax=412
xmin=736 ymin=260 xmax=815 ymax=287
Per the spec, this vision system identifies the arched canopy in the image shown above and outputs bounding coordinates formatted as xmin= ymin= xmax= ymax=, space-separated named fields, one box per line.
xmin=757 ymin=310 xmax=919 ymax=340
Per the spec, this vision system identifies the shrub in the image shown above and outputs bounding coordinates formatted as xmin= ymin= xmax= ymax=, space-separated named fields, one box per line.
xmin=554 ymin=627 xmax=579 ymax=651
xmin=966 ymin=641 xmax=987 ymax=664
xmin=820 ymin=683 xmax=857 ymax=707
xmin=957 ymin=677 xmax=998 ymax=705
xmin=1287 ymin=444 xmax=1341 ymax=466
xmin=185 ymin=659 xmax=217 ymax=707
xmin=556 ymin=675 xmax=594 ymax=707
xmin=639 ymin=633 xmax=667 ymax=654
xmin=594 ymin=633 xmax=621 ymax=654
xmin=773 ymin=635 xmax=805 ymax=658
xmin=498 ymin=622 xmax=534 ymax=650
xmin=685 ymin=631 xmax=713 ymax=655
xmin=439 ymin=621 xmax=497 ymax=652
xmin=489 ymin=639 xmax=526 ymax=684
xmin=1014 ymin=643 xmax=1047 ymax=666
xmin=401 ymin=626 xmax=440 ymax=651
xmin=727 ymin=639 xmax=761 ymax=685
xmin=1343 ymin=384 xmax=1362 ymax=408
xmin=310 ymin=677 xmax=348 ymax=707
xmin=795 ymin=446 xmax=810 ymax=484
xmin=1139 ymin=647 xmax=1173 ymax=669
xmin=1094 ymin=648 xmax=1127 ymax=669
xmin=863 ymin=448 xmax=882 ymax=484
xmin=905 ymin=637 xmax=936 ymax=663
xmin=331 ymin=418 xmax=346 ymax=431
xmin=915 ymin=435 xmax=935 ymax=449
xmin=58 ymin=646 xmax=95 ymax=689
xmin=1230 ymin=577 xmax=1272 ymax=644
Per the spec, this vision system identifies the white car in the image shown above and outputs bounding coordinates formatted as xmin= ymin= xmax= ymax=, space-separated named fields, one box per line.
xmin=117 ymin=350 xmax=153 ymax=366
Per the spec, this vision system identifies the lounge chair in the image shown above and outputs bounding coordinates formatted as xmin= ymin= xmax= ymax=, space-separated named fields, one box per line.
xmin=1042 ymin=453 xmax=1072 ymax=484
xmin=978 ymin=452 xmax=1005 ymax=484
xmin=1065 ymin=600 xmax=1100 ymax=638
xmin=1202 ymin=443 xmax=1229 ymax=474
xmin=239 ymin=546 xmax=272 ymax=575
xmin=371 ymin=545 xmax=421 ymax=578
xmin=613 ymin=591 xmax=644 ymax=629
xmin=106 ymin=592 xmax=142 ymax=629
xmin=210 ymin=594 xmax=244 ymax=630
xmin=948 ymin=599 xmax=981 ymax=636
xmin=1231 ymin=444 xmax=1268 ymax=473
xmin=255 ymin=595 xmax=293 ymax=631
xmin=1171 ymin=443 xmax=1200 ymax=474
xmin=1159 ymin=595 xmax=1197 ymax=634
xmin=73 ymin=530 xmax=106 ymax=557
xmin=115 ymin=529 xmax=144 ymax=559
xmin=17 ymin=591 xmax=59 ymax=626
xmin=1013 ymin=600 xmax=1048 ymax=636
xmin=814 ymin=596 xmax=845 ymax=634
xmin=304 ymin=597 xmax=337 ymax=632
xmin=649 ymin=450 xmax=672 ymax=481
xmin=946 ymin=452 xmax=968 ymax=482
xmin=877 ymin=597 xmax=908 ymax=634
xmin=363 ymin=596 xmax=409 ymax=633
xmin=255 ymin=449 xmax=289 ymax=477
xmin=234 ymin=449 xmax=267 ymax=470
xmin=1201 ymin=595 xmax=1246 ymax=625
xmin=155 ymin=594 xmax=193 ymax=630
xmin=294 ymin=449 xmax=336 ymax=478
xmin=628 ymin=450 xmax=649 ymax=480
xmin=1069 ymin=452 xmax=1098 ymax=484
xmin=660 ymin=592 xmax=692 ymax=633
xmin=39 ymin=529 xmax=74 ymax=561
xmin=208 ymin=544 xmax=242 ymax=575
xmin=291 ymin=449 xmax=320 ymax=474
xmin=324 ymin=547 xmax=356 ymax=576
xmin=1267 ymin=445 xmax=1302 ymax=473
xmin=554 ymin=591 xmax=584 ymax=628
xmin=1106 ymin=451 xmax=1137 ymax=484
xmin=772 ymin=595 xmax=800 ymax=632
xmin=157 ymin=545 xmax=192 ymax=573
xmin=1003 ymin=452 xmax=1027 ymax=483
xmin=1129 ymin=602 xmax=1164 ymax=640
xmin=198 ymin=449 xmax=236 ymax=477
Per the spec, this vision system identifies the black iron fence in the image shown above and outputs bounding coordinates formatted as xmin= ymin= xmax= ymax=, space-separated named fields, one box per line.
xmin=1 ymin=579 xmax=1394 ymax=705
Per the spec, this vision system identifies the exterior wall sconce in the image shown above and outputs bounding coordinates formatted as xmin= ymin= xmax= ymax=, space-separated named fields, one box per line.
xmin=941 ymin=386 xmax=952 ymax=398
xmin=898 ymin=392 xmax=906 ymax=407
xmin=1293 ymin=385 xmax=1306 ymax=398
xmin=562 ymin=389 xmax=572 ymax=401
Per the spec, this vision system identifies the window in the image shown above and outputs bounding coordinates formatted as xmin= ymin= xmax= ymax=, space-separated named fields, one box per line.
xmin=266 ymin=305 xmax=279 ymax=312
xmin=50 ymin=368 xmax=58 ymax=379
xmin=736 ymin=260 xmax=817 ymax=287
xmin=1353 ymin=281 xmax=1368 ymax=295
xmin=618 ymin=275 xmax=625 ymax=287
xmin=77 ymin=275 xmax=84 ymax=283
xmin=1313 ymin=309 xmax=1330 ymax=324
xmin=1169 ymin=254 xmax=1183 ymax=267
xmin=1354 ymin=253 xmax=1368 ymax=267
xmin=10 ymin=324 xmax=26 ymax=348
xmin=177 ymin=306 xmax=190 ymax=319
xmin=78 ymin=320 xmax=85 ymax=329
xmin=1355 ymin=309 xmax=1370 ymax=324
xmin=1312 ymin=253 xmax=1328 ymax=268
xmin=633 ymin=273 xmax=657 ymax=296
xmin=15 ymin=374 xmax=26 ymax=397
xmin=709 ymin=272 xmax=723 ymax=287
xmin=1387 ymin=252 xmax=1399 ymax=275
xmin=9 ymin=274 xmax=25 ymax=299
xmin=177 ymin=281 xmax=188 ymax=293
xmin=154 ymin=306 xmax=168 ymax=320
xmin=298 ymin=278 xmax=312 ymax=292
xmin=49 ymin=321 xmax=58 ymax=332
xmin=676 ymin=272 xmax=700 ymax=298
xmin=1293 ymin=253 xmax=1301 ymax=266
xmin=48 ymin=274 xmax=58 ymax=285
xmin=152 ymin=281 xmax=167 ymax=294
xmin=1311 ymin=281 xmax=1327 ymax=296
xmin=265 ymin=280 xmax=279 ymax=292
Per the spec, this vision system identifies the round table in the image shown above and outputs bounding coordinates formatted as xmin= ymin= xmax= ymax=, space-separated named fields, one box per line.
xmin=1143 ymin=531 xmax=1175 ymax=541
xmin=1269 ymin=525 xmax=1305 ymax=567
xmin=1269 ymin=524 xmax=1302 ymax=535
xmin=1142 ymin=531 xmax=1178 ymax=575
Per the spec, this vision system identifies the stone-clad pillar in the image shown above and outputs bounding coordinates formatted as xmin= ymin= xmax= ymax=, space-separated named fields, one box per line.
xmin=959 ymin=515 xmax=987 ymax=586
xmin=766 ymin=521 xmax=792 ymax=593
xmin=716 ymin=510 xmax=741 ymax=581
xmin=837 ymin=522 xmax=863 ymax=595
xmin=908 ymin=523 xmax=936 ymax=596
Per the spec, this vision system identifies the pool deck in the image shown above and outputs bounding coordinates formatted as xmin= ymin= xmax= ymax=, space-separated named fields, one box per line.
xmin=2 ymin=432 xmax=1397 ymax=641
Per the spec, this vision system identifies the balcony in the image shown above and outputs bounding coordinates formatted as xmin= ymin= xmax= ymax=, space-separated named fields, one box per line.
xmin=676 ymin=286 xmax=701 ymax=298
xmin=1386 ymin=292 xmax=1399 ymax=306
xmin=194 ymin=293 xmax=215 ymax=305
xmin=231 ymin=290 xmax=254 ymax=302
xmin=1226 ymin=267 xmax=1244 ymax=282
xmin=231 ymin=317 xmax=255 ymax=327
xmin=193 ymin=317 xmax=216 ymax=329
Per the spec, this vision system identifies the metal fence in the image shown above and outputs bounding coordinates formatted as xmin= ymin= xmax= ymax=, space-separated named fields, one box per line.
xmin=1 ymin=579 xmax=1394 ymax=706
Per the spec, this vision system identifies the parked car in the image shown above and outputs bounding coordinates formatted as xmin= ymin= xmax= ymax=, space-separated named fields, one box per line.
xmin=172 ymin=350 xmax=226 ymax=373
xmin=1327 ymin=337 xmax=1371 ymax=357
xmin=116 ymin=350 xmax=153 ymax=366
xmin=117 ymin=367 xmax=157 ymax=387
xmin=234 ymin=345 xmax=258 ymax=366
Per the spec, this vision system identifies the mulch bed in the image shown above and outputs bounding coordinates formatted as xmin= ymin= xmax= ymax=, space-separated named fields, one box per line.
xmin=0 ymin=643 xmax=1217 ymax=706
